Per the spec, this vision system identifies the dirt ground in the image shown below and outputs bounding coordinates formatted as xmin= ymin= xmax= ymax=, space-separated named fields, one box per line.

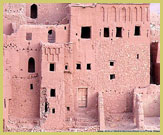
xmin=5 ymin=114 xmax=160 ymax=132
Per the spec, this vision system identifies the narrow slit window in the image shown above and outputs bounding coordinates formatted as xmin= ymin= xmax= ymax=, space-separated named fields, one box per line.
xmin=4 ymin=99 xmax=6 ymax=108
xmin=116 ymin=27 xmax=122 ymax=37
xmin=30 ymin=84 xmax=33 ymax=90
xmin=87 ymin=64 xmax=91 ymax=70
xmin=26 ymin=33 xmax=32 ymax=40
xmin=128 ymin=30 xmax=130 ymax=38
xmin=134 ymin=26 xmax=140 ymax=36
xmin=45 ymin=102 xmax=48 ymax=112
xmin=104 ymin=28 xmax=109 ymax=37
xmin=65 ymin=64 xmax=68 ymax=70
xmin=110 ymin=74 xmax=115 ymax=80
xmin=50 ymin=63 xmax=55 ymax=71
xmin=81 ymin=27 xmax=91 ymax=39
xmin=52 ymin=108 xmax=55 ymax=114
xmin=50 ymin=89 xmax=56 ymax=97
xmin=137 ymin=54 xmax=139 ymax=59
xmin=76 ymin=64 xmax=81 ymax=70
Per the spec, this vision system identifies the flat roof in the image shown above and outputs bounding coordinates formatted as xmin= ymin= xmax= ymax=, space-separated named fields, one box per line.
xmin=70 ymin=3 xmax=150 ymax=7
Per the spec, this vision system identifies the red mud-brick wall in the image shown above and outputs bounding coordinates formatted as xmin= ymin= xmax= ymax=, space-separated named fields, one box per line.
xmin=26 ymin=3 xmax=70 ymax=25
xmin=40 ymin=44 xmax=65 ymax=130
xmin=70 ymin=4 xmax=150 ymax=119
xmin=3 ymin=3 xmax=27 ymax=35
xmin=134 ymin=84 xmax=160 ymax=117
xmin=40 ymin=25 xmax=69 ymax=130
xmin=3 ymin=3 xmax=70 ymax=35
xmin=3 ymin=26 xmax=46 ymax=119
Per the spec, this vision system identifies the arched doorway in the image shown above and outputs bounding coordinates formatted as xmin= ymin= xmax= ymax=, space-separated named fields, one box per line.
xmin=30 ymin=4 xmax=38 ymax=19
xmin=48 ymin=30 xmax=55 ymax=43
xmin=28 ymin=57 xmax=35 ymax=73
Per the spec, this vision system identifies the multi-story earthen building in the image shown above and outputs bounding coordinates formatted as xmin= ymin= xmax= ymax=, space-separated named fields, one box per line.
xmin=3 ymin=3 xmax=160 ymax=132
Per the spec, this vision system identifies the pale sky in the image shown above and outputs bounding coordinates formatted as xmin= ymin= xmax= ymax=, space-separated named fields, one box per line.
xmin=150 ymin=3 xmax=160 ymax=14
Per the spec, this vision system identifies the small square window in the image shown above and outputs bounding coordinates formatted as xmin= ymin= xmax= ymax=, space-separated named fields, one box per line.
xmin=50 ymin=63 xmax=55 ymax=71
xmin=87 ymin=64 xmax=91 ymax=70
xmin=26 ymin=33 xmax=32 ymax=40
xmin=30 ymin=84 xmax=33 ymax=90
xmin=116 ymin=27 xmax=122 ymax=37
xmin=52 ymin=108 xmax=55 ymax=114
xmin=67 ymin=107 xmax=70 ymax=111
xmin=50 ymin=89 xmax=56 ymax=97
xmin=110 ymin=61 xmax=114 ymax=66
xmin=76 ymin=64 xmax=81 ymax=70
xmin=81 ymin=27 xmax=91 ymax=39
xmin=104 ymin=28 xmax=109 ymax=37
xmin=110 ymin=74 xmax=115 ymax=80
xmin=134 ymin=26 xmax=140 ymax=36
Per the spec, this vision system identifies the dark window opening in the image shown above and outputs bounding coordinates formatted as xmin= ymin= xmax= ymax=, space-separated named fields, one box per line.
xmin=30 ymin=84 xmax=33 ymax=90
xmin=116 ymin=27 xmax=122 ymax=37
xmin=104 ymin=28 xmax=109 ymax=37
xmin=30 ymin=4 xmax=37 ymax=19
xmin=64 ymin=26 xmax=66 ymax=30
xmin=52 ymin=108 xmax=55 ymax=114
xmin=134 ymin=26 xmax=140 ymax=36
xmin=65 ymin=64 xmax=68 ymax=70
xmin=50 ymin=89 xmax=56 ymax=97
xmin=110 ymin=61 xmax=114 ymax=66
xmin=48 ymin=30 xmax=52 ymax=35
xmin=67 ymin=107 xmax=70 ymax=111
xmin=87 ymin=64 xmax=91 ymax=70
xmin=26 ymin=33 xmax=32 ymax=40
xmin=4 ymin=99 xmax=6 ymax=108
xmin=137 ymin=54 xmax=139 ymax=59
xmin=28 ymin=57 xmax=35 ymax=73
xmin=81 ymin=27 xmax=91 ymax=39
xmin=48 ymin=30 xmax=55 ymax=43
xmin=50 ymin=63 xmax=55 ymax=71
xmin=110 ymin=74 xmax=115 ymax=80
xmin=45 ymin=102 xmax=48 ymax=112
xmin=76 ymin=64 xmax=81 ymax=70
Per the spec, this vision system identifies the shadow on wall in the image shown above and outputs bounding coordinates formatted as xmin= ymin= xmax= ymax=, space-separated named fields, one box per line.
xmin=3 ymin=23 xmax=13 ymax=35
xmin=150 ymin=42 xmax=160 ymax=85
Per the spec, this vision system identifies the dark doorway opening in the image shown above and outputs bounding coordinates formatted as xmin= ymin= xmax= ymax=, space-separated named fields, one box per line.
xmin=30 ymin=4 xmax=38 ymax=19
xmin=28 ymin=57 xmax=35 ymax=73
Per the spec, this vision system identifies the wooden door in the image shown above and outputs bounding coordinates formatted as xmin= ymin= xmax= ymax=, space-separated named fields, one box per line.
xmin=78 ymin=88 xmax=87 ymax=108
